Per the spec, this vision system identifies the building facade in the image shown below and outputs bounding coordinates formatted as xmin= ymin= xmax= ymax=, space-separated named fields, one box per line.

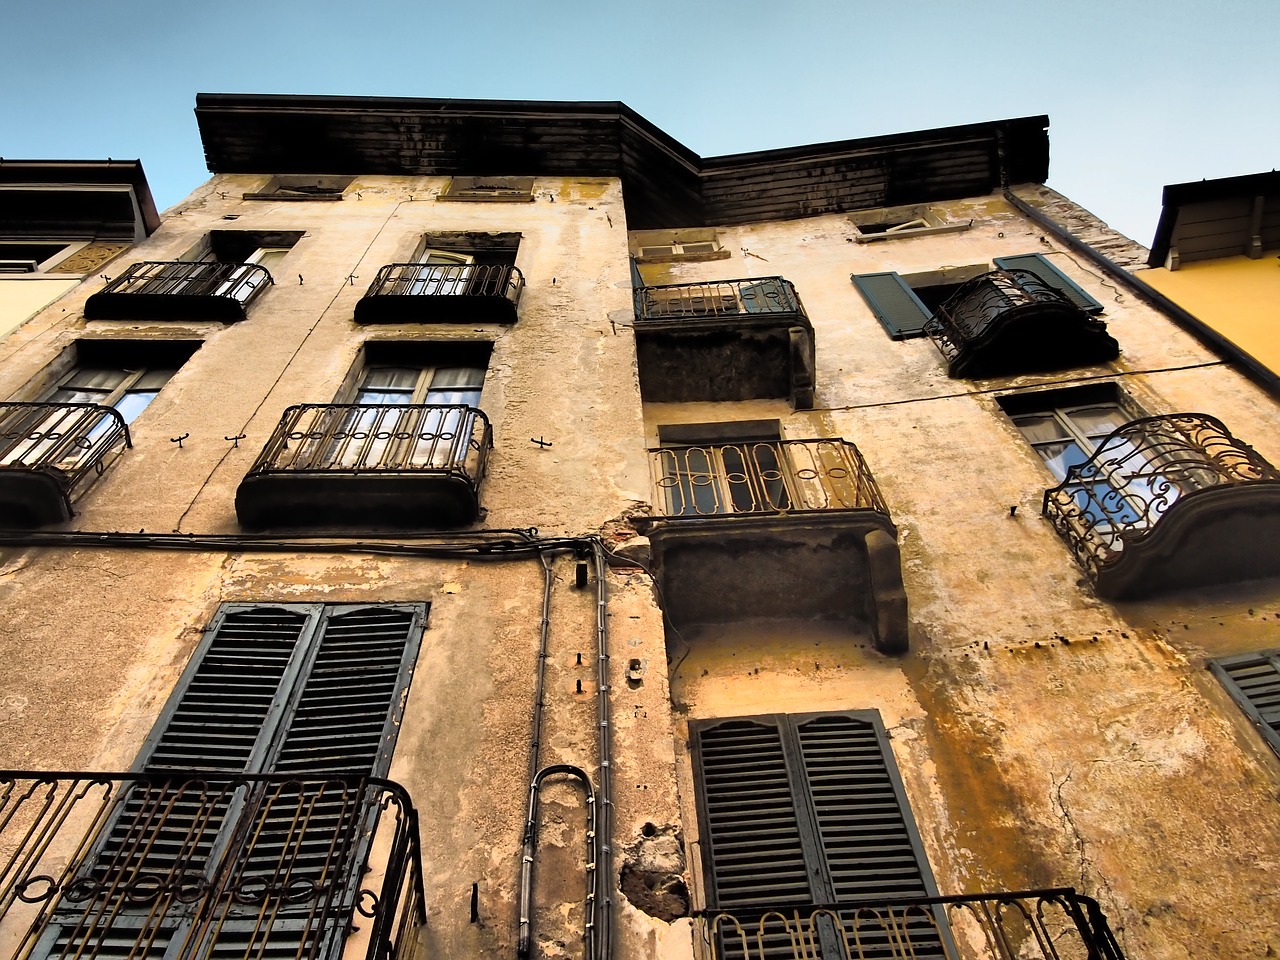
xmin=0 ymin=97 xmax=1277 ymax=960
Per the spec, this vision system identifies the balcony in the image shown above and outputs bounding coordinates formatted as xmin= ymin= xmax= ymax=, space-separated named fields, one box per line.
xmin=1042 ymin=413 xmax=1280 ymax=598
xmin=85 ymin=261 xmax=274 ymax=322
xmin=924 ymin=269 xmax=1118 ymax=378
xmin=0 ymin=402 xmax=130 ymax=527
xmin=635 ymin=439 xmax=907 ymax=653
xmin=693 ymin=889 xmax=1125 ymax=960
xmin=633 ymin=277 xmax=816 ymax=408
xmin=0 ymin=772 xmax=425 ymax=960
xmin=236 ymin=403 xmax=492 ymax=528
xmin=354 ymin=263 xmax=524 ymax=324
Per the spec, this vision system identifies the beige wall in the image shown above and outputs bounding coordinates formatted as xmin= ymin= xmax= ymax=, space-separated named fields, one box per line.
xmin=0 ymin=278 xmax=79 ymax=345
xmin=0 ymin=175 xmax=1277 ymax=960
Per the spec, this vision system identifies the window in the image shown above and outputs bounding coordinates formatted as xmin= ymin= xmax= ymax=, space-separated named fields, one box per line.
xmin=630 ymin=229 xmax=729 ymax=263
xmin=1003 ymin=386 xmax=1219 ymax=542
xmin=400 ymin=232 xmax=520 ymax=297
xmin=852 ymin=254 xmax=1102 ymax=340
xmin=849 ymin=204 xmax=971 ymax=243
xmin=0 ymin=241 xmax=72 ymax=274
xmin=318 ymin=341 xmax=490 ymax=471
xmin=243 ymin=175 xmax=354 ymax=201
xmin=0 ymin=340 xmax=197 ymax=472
xmin=439 ymin=176 xmax=535 ymax=202
xmin=850 ymin=264 xmax=988 ymax=339
xmin=38 ymin=602 xmax=427 ymax=959
xmin=655 ymin=421 xmax=790 ymax=517
xmin=1210 ymin=649 xmax=1280 ymax=761
xmin=691 ymin=711 xmax=945 ymax=958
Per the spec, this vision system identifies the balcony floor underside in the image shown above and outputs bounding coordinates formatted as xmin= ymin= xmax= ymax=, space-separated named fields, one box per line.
xmin=236 ymin=472 xmax=481 ymax=529
xmin=641 ymin=512 xmax=907 ymax=653
xmin=84 ymin=292 xmax=249 ymax=322
xmin=947 ymin=305 xmax=1118 ymax=379
xmin=354 ymin=296 xmax=518 ymax=325
xmin=0 ymin=469 xmax=73 ymax=527
xmin=1093 ymin=483 xmax=1280 ymax=598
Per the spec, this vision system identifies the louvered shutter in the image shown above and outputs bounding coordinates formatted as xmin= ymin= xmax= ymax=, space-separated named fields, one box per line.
xmin=850 ymin=273 xmax=933 ymax=339
xmin=993 ymin=253 xmax=1104 ymax=314
xmin=693 ymin=712 xmax=948 ymax=960
xmin=41 ymin=604 xmax=425 ymax=960
xmin=42 ymin=607 xmax=318 ymax=960
xmin=1210 ymin=649 xmax=1280 ymax=759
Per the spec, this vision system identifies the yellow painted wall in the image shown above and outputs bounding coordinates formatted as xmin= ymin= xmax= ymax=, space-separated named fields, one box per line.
xmin=0 ymin=278 xmax=80 ymax=340
xmin=1140 ymin=255 xmax=1280 ymax=375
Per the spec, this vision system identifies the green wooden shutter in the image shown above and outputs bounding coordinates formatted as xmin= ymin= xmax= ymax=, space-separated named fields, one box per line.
xmin=993 ymin=253 xmax=1104 ymax=314
xmin=1210 ymin=649 xmax=1280 ymax=760
xmin=851 ymin=273 xmax=933 ymax=339
xmin=693 ymin=712 xmax=948 ymax=960
xmin=692 ymin=717 xmax=816 ymax=910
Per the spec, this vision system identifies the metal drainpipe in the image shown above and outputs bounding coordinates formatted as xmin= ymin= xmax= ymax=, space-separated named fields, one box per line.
xmin=516 ymin=541 xmax=613 ymax=960
xmin=1002 ymin=188 xmax=1280 ymax=395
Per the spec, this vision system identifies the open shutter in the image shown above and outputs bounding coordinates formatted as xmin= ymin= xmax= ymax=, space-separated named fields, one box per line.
xmin=850 ymin=273 xmax=933 ymax=339
xmin=1210 ymin=649 xmax=1280 ymax=760
xmin=205 ymin=604 xmax=426 ymax=960
xmin=993 ymin=253 xmax=1104 ymax=314
xmin=42 ymin=607 xmax=318 ymax=960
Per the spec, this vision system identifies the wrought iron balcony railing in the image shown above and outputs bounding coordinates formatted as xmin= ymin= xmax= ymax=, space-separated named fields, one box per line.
xmin=650 ymin=439 xmax=887 ymax=519
xmin=355 ymin=263 xmax=524 ymax=324
xmin=0 ymin=402 xmax=130 ymax=526
xmin=1042 ymin=413 xmax=1280 ymax=596
xmin=693 ymin=889 xmax=1125 ymax=960
xmin=237 ymin=403 xmax=493 ymax=527
xmin=84 ymin=261 xmax=274 ymax=321
xmin=0 ymin=772 xmax=426 ymax=960
xmin=924 ymin=270 xmax=1117 ymax=378
xmin=635 ymin=277 xmax=808 ymax=325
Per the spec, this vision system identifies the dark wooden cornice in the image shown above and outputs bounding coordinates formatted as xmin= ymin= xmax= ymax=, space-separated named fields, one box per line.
xmin=195 ymin=94 xmax=1049 ymax=229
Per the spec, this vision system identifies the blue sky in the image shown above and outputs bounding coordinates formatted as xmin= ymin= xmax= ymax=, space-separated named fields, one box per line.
xmin=4 ymin=0 xmax=1278 ymax=245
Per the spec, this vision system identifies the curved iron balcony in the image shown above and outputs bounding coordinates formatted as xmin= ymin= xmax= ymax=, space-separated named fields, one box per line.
xmin=236 ymin=402 xmax=492 ymax=528
xmin=649 ymin=438 xmax=885 ymax=518
xmin=0 ymin=771 xmax=425 ymax=960
xmin=635 ymin=276 xmax=808 ymax=324
xmin=84 ymin=260 xmax=274 ymax=322
xmin=693 ymin=889 xmax=1125 ymax=960
xmin=1042 ymin=413 xmax=1280 ymax=598
xmin=0 ymin=402 xmax=130 ymax=526
xmin=354 ymin=263 xmax=524 ymax=324
xmin=632 ymin=278 xmax=815 ymax=407
xmin=924 ymin=269 xmax=1118 ymax=378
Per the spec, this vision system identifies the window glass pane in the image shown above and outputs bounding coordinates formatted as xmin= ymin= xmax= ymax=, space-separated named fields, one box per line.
xmin=358 ymin=367 xmax=420 ymax=404
xmin=1067 ymin=404 xmax=1127 ymax=441
xmin=1012 ymin=414 xmax=1068 ymax=444
xmin=426 ymin=367 xmax=484 ymax=406
xmin=1030 ymin=439 xmax=1090 ymax=482
xmin=114 ymin=391 xmax=160 ymax=425
xmin=60 ymin=368 xmax=128 ymax=393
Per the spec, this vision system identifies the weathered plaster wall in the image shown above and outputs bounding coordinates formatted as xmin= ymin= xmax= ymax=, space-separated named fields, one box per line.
xmin=0 ymin=175 xmax=683 ymax=960
xmin=638 ymin=192 xmax=1280 ymax=958
xmin=0 ymin=278 xmax=80 ymax=343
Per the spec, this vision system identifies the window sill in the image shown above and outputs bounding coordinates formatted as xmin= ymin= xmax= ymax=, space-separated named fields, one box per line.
xmin=854 ymin=222 xmax=972 ymax=243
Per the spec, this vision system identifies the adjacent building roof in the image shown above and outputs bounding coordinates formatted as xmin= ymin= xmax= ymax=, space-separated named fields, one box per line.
xmin=1148 ymin=170 xmax=1280 ymax=267
xmin=0 ymin=160 xmax=160 ymax=241
xmin=195 ymin=94 xmax=1049 ymax=229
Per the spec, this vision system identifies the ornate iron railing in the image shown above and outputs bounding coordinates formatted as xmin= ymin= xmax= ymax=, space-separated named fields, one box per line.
xmin=635 ymin=277 xmax=807 ymax=323
xmin=0 ymin=772 xmax=427 ymax=960
xmin=924 ymin=270 xmax=1084 ymax=366
xmin=1042 ymin=413 xmax=1280 ymax=580
xmin=95 ymin=261 xmax=274 ymax=305
xmin=0 ymin=402 xmax=130 ymax=486
xmin=363 ymin=263 xmax=524 ymax=304
xmin=650 ymin=439 xmax=887 ymax=519
xmin=246 ymin=403 xmax=492 ymax=481
xmin=693 ymin=889 xmax=1125 ymax=960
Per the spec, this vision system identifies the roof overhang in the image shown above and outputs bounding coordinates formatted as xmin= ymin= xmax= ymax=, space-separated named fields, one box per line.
xmin=195 ymin=94 xmax=1049 ymax=229
xmin=1148 ymin=170 xmax=1280 ymax=267
xmin=0 ymin=160 xmax=161 ymax=241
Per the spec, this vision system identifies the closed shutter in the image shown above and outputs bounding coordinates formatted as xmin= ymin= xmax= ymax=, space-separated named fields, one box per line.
xmin=993 ymin=253 xmax=1104 ymax=314
xmin=850 ymin=273 xmax=933 ymax=339
xmin=692 ymin=712 xmax=947 ymax=960
xmin=1210 ymin=649 xmax=1280 ymax=760
xmin=41 ymin=603 xmax=426 ymax=960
